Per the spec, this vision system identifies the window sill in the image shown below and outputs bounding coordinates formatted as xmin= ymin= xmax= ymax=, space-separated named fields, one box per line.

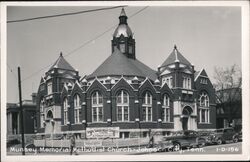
xmin=140 ymin=121 xmax=157 ymax=123
xmin=89 ymin=122 xmax=106 ymax=124
xmin=198 ymin=122 xmax=212 ymax=124
xmin=112 ymin=121 xmax=134 ymax=123
xmin=162 ymin=121 xmax=174 ymax=123
xmin=71 ymin=123 xmax=82 ymax=125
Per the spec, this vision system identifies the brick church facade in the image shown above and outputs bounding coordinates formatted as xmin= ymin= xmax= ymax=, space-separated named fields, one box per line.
xmin=36 ymin=8 xmax=216 ymax=138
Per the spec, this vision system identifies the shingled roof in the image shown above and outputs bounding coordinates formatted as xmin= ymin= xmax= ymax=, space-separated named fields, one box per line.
xmin=87 ymin=48 xmax=157 ymax=80
xmin=49 ymin=52 xmax=76 ymax=71
xmin=161 ymin=45 xmax=191 ymax=67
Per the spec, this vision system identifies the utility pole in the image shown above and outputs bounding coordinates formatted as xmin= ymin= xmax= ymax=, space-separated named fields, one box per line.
xmin=18 ymin=67 xmax=25 ymax=155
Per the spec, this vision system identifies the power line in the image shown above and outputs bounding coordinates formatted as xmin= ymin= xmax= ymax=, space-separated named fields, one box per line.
xmin=21 ymin=6 xmax=148 ymax=82
xmin=7 ymin=6 xmax=127 ymax=23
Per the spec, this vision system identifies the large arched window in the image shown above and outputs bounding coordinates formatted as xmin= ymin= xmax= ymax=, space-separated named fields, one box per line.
xmin=74 ymin=94 xmax=81 ymax=124
xmin=116 ymin=90 xmax=129 ymax=122
xmin=199 ymin=91 xmax=210 ymax=123
xmin=92 ymin=91 xmax=103 ymax=122
xmin=199 ymin=92 xmax=209 ymax=107
xmin=142 ymin=92 xmax=152 ymax=122
xmin=63 ymin=98 xmax=68 ymax=125
xmin=40 ymin=99 xmax=45 ymax=128
xmin=162 ymin=94 xmax=170 ymax=122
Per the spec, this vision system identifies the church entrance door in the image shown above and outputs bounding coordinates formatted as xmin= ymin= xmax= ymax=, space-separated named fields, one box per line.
xmin=181 ymin=106 xmax=193 ymax=131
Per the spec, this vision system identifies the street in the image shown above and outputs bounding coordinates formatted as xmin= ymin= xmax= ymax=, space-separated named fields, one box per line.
xmin=7 ymin=142 xmax=242 ymax=155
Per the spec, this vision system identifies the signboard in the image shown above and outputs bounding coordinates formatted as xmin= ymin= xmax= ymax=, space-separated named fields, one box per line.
xmin=86 ymin=127 xmax=119 ymax=139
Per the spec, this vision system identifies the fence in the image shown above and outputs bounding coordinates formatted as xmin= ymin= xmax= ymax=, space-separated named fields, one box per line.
xmin=7 ymin=134 xmax=36 ymax=145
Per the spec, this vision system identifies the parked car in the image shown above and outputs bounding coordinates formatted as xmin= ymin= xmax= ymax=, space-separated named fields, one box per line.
xmin=210 ymin=128 xmax=239 ymax=145
xmin=155 ymin=130 xmax=206 ymax=151
xmin=238 ymin=130 xmax=242 ymax=141
xmin=153 ymin=136 xmax=174 ymax=152
xmin=197 ymin=131 xmax=213 ymax=145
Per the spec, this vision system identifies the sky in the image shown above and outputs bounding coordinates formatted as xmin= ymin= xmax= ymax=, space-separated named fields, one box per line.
xmin=6 ymin=5 xmax=241 ymax=103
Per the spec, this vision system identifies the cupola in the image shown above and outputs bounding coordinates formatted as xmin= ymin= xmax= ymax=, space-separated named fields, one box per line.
xmin=112 ymin=8 xmax=136 ymax=59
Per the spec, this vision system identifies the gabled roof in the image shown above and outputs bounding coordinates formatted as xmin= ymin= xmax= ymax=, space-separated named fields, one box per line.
xmin=87 ymin=48 xmax=157 ymax=80
xmin=161 ymin=45 xmax=191 ymax=67
xmin=49 ymin=52 xmax=76 ymax=71
xmin=194 ymin=71 xmax=200 ymax=80
xmin=194 ymin=68 xmax=209 ymax=81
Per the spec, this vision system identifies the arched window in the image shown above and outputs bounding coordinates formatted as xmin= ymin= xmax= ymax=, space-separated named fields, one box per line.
xmin=92 ymin=91 xmax=103 ymax=122
xmin=199 ymin=91 xmax=210 ymax=123
xmin=142 ymin=92 xmax=152 ymax=122
xmin=116 ymin=90 xmax=129 ymax=122
xmin=162 ymin=94 xmax=170 ymax=122
xmin=183 ymin=76 xmax=191 ymax=89
xmin=63 ymin=98 xmax=68 ymax=125
xmin=74 ymin=94 xmax=81 ymax=124
xmin=40 ymin=99 xmax=45 ymax=128
xmin=47 ymin=110 xmax=53 ymax=119
xmin=199 ymin=92 xmax=209 ymax=107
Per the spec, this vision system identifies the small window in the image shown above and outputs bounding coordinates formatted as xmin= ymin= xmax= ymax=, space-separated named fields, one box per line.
xmin=120 ymin=44 xmax=125 ymax=53
xmin=200 ymin=78 xmax=208 ymax=84
xmin=47 ymin=81 xmax=52 ymax=95
xmin=129 ymin=46 xmax=133 ymax=54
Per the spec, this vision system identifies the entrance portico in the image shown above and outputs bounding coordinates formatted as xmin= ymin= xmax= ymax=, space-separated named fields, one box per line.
xmin=173 ymin=101 xmax=198 ymax=131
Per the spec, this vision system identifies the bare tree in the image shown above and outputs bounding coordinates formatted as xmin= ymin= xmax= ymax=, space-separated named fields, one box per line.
xmin=214 ymin=64 xmax=242 ymax=90
xmin=214 ymin=64 xmax=242 ymax=129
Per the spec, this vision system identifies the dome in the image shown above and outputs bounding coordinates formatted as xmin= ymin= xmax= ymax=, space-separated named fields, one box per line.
xmin=113 ymin=24 xmax=133 ymax=38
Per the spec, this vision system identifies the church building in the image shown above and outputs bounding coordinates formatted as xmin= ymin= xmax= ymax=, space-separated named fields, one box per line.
xmin=36 ymin=8 xmax=216 ymax=139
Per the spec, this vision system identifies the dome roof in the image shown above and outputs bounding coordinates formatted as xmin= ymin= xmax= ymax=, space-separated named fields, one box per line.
xmin=113 ymin=8 xmax=133 ymax=38
xmin=86 ymin=48 xmax=157 ymax=81
xmin=113 ymin=24 xmax=133 ymax=38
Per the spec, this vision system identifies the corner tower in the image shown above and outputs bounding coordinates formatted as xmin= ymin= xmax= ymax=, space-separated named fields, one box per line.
xmin=36 ymin=52 xmax=80 ymax=134
xmin=112 ymin=8 xmax=136 ymax=59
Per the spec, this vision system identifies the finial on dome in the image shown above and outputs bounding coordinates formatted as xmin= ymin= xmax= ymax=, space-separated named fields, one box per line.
xmin=119 ymin=8 xmax=128 ymax=25
xmin=60 ymin=52 xmax=63 ymax=57
xmin=174 ymin=44 xmax=177 ymax=50
xmin=120 ymin=8 xmax=126 ymax=16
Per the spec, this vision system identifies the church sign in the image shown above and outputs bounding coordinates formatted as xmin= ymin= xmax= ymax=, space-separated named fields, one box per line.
xmin=86 ymin=127 xmax=119 ymax=139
